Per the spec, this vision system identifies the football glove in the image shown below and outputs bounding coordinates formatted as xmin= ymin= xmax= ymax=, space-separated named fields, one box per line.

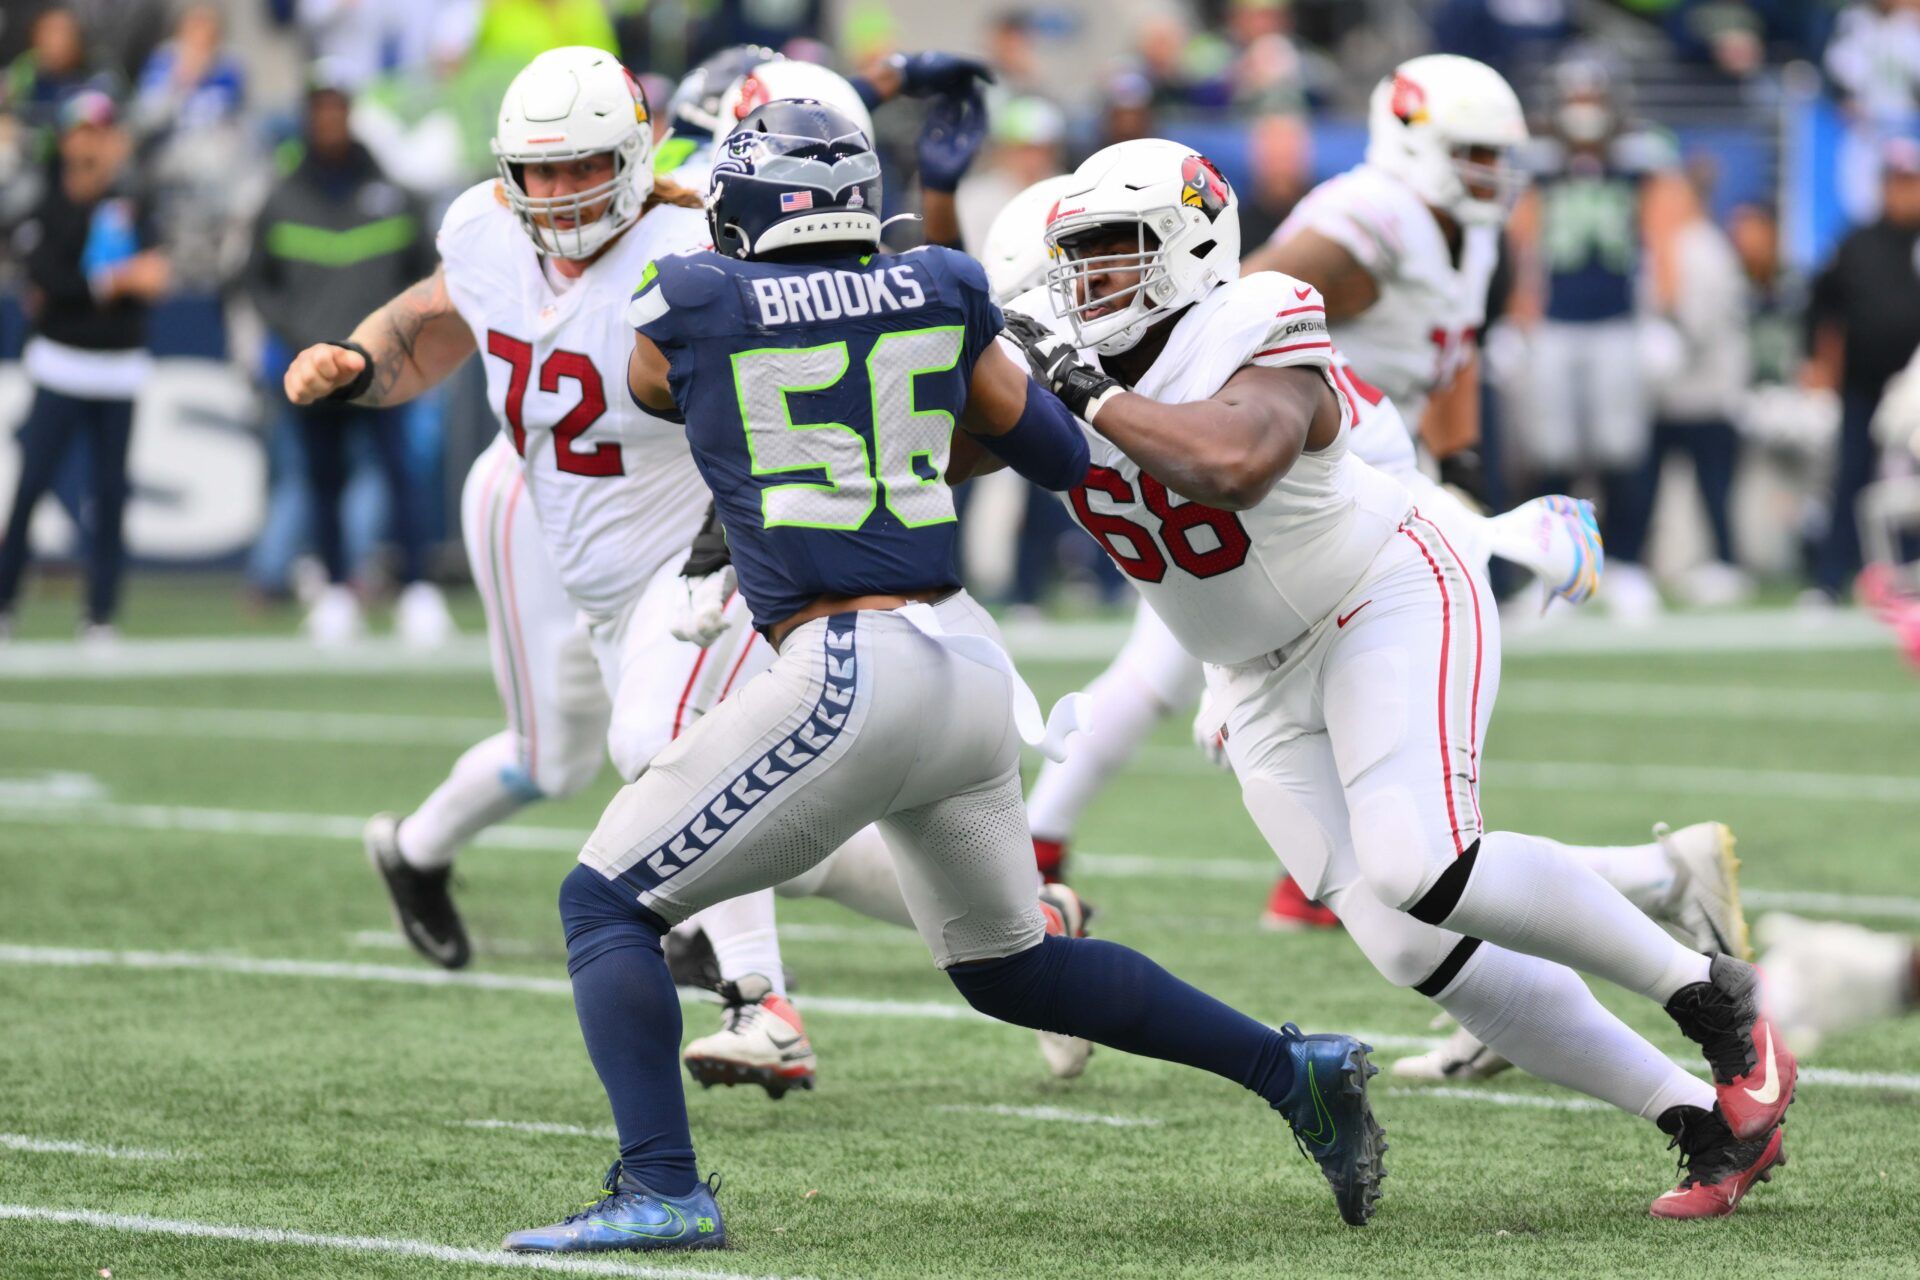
xmin=916 ymin=86 xmax=988 ymax=193
xmin=1191 ymin=690 xmax=1231 ymax=771
xmin=889 ymin=51 xmax=995 ymax=99
xmin=671 ymin=504 xmax=736 ymax=648
xmin=1436 ymin=448 xmax=1489 ymax=513
xmin=1003 ymin=313 xmax=1124 ymax=421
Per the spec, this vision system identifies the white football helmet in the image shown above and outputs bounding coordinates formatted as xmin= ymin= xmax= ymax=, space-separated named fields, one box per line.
xmin=711 ymin=60 xmax=874 ymax=166
xmin=1042 ymin=138 xmax=1241 ymax=355
xmin=981 ymin=174 xmax=1076 ymax=303
xmin=1365 ymin=53 xmax=1528 ymax=227
xmin=492 ymin=46 xmax=655 ymax=261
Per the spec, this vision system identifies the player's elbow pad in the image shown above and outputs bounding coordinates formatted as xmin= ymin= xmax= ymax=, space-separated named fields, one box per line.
xmin=976 ymin=381 xmax=1090 ymax=492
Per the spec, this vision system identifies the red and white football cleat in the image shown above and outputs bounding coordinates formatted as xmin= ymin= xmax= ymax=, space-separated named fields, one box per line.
xmin=1665 ymin=954 xmax=1797 ymax=1140
xmin=1650 ymin=1106 xmax=1786 ymax=1220
xmin=1261 ymin=875 xmax=1340 ymax=932
xmin=683 ymin=974 xmax=815 ymax=1099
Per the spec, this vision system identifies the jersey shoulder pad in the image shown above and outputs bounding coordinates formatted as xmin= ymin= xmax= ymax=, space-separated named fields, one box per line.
xmin=1283 ymin=165 xmax=1416 ymax=276
xmin=626 ymin=248 xmax=726 ymax=333
xmin=437 ymin=180 xmax=511 ymax=255
xmin=1235 ymin=273 xmax=1333 ymax=372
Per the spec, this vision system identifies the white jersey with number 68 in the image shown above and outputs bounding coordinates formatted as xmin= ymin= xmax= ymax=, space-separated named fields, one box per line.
xmin=438 ymin=180 xmax=712 ymax=619
xmin=1008 ymin=272 xmax=1414 ymax=665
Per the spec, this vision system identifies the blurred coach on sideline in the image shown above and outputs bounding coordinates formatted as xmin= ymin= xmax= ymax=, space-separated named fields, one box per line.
xmin=0 ymin=90 xmax=169 ymax=644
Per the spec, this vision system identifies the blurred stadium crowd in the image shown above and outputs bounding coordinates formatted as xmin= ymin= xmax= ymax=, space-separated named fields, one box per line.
xmin=1 ymin=0 xmax=1919 ymax=643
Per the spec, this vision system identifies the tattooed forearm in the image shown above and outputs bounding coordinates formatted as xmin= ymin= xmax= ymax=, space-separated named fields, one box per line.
xmin=343 ymin=267 xmax=472 ymax=405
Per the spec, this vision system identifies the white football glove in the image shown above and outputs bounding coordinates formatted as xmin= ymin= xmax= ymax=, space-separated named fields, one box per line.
xmin=1191 ymin=689 xmax=1230 ymax=771
xmin=669 ymin=565 xmax=736 ymax=648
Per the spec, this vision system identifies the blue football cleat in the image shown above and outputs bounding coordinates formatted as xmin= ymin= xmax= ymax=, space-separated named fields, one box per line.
xmin=503 ymin=1162 xmax=726 ymax=1254
xmin=1273 ymin=1025 xmax=1386 ymax=1226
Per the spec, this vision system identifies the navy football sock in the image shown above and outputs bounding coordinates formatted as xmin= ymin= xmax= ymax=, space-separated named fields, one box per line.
xmin=948 ymin=935 xmax=1295 ymax=1104
xmin=557 ymin=864 xmax=697 ymax=1196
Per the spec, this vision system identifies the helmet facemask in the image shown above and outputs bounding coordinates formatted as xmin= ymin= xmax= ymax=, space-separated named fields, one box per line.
xmin=495 ymin=130 xmax=649 ymax=260
xmin=1448 ymin=143 xmax=1528 ymax=225
xmin=1045 ymin=212 xmax=1181 ymax=355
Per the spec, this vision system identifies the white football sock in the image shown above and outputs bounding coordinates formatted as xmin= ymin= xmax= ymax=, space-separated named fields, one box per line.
xmin=777 ymin=825 xmax=915 ymax=929
xmin=1433 ymin=943 xmax=1716 ymax=1120
xmin=1440 ymin=831 xmax=1712 ymax=1002
xmin=1568 ymin=838 xmax=1676 ymax=916
xmin=690 ymin=889 xmax=787 ymax=998
xmin=398 ymin=731 xmax=536 ymax=870
xmin=1025 ymin=667 xmax=1171 ymax=842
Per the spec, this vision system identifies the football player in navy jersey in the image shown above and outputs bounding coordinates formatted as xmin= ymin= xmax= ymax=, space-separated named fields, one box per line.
xmin=501 ymin=99 xmax=1388 ymax=1255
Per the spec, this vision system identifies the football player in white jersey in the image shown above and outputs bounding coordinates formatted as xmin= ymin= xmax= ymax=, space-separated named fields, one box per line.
xmin=995 ymin=138 xmax=1793 ymax=1219
xmin=291 ymin=48 xmax=1089 ymax=1092
xmin=1246 ymin=54 xmax=1747 ymax=1075
xmin=1006 ymin=68 xmax=1738 ymax=971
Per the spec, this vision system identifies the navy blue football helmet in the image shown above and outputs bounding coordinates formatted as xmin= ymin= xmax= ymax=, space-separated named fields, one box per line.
xmin=707 ymin=98 xmax=882 ymax=261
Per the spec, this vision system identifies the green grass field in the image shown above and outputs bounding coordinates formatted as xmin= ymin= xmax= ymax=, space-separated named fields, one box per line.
xmin=3 ymin=581 xmax=1919 ymax=1279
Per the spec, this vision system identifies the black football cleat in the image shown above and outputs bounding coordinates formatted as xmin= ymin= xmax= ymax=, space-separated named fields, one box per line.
xmin=365 ymin=813 xmax=471 ymax=970
xmin=1650 ymin=1104 xmax=1786 ymax=1219
xmin=1664 ymin=954 xmax=1796 ymax=1140
xmin=1273 ymin=1025 xmax=1386 ymax=1226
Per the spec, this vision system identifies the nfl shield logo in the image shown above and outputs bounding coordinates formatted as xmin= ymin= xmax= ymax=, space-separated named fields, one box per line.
xmin=780 ymin=191 xmax=814 ymax=211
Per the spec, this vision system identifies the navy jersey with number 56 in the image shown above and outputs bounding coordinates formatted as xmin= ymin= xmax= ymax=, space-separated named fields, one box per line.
xmin=628 ymin=245 xmax=1005 ymax=629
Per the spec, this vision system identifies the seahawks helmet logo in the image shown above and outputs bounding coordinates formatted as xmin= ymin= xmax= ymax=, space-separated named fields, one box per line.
xmin=1180 ymin=154 xmax=1230 ymax=221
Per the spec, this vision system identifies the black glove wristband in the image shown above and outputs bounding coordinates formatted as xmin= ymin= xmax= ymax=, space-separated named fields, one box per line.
xmin=321 ymin=341 xmax=377 ymax=403
xmin=680 ymin=502 xmax=731 ymax=577
xmin=1055 ymin=365 xmax=1122 ymax=421
xmin=1437 ymin=448 xmax=1489 ymax=510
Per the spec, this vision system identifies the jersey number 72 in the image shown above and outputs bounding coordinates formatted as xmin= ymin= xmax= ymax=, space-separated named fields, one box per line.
xmin=486 ymin=331 xmax=622 ymax=477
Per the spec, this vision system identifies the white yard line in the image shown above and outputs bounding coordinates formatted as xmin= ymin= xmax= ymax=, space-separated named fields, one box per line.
xmin=1744 ymin=889 xmax=1920 ymax=923
xmin=0 ymin=1204 xmax=804 ymax=1280
xmin=13 ymin=678 xmax=1913 ymax=749
xmin=933 ymin=1104 xmax=1162 ymax=1128
xmin=0 ymin=701 xmax=495 ymax=745
xmin=7 ymin=798 xmax=1920 ymax=926
xmin=1384 ymin=1087 xmax=1611 ymax=1113
xmin=0 ymin=607 xmax=1895 ymax=682
xmin=0 ymin=1134 xmax=173 ymax=1160
xmin=1494 ymin=681 xmax=1920 ymax=724
xmin=1127 ymin=748 xmax=1920 ymax=803
xmin=6 ymin=942 xmax=1917 ymax=1092
xmin=0 ymin=944 xmax=986 ymax=1024
xmin=457 ymin=1120 xmax=619 ymax=1141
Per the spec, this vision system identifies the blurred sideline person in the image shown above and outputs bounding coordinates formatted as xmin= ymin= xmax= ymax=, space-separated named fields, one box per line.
xmin=1615 ymin=176 xmax=1754 ymax=608
xmin=0 ymin=91 xmax=167 ymax=645
xmin=1806 ymin=136 xmax=1920 ymax=604
xmin=246 ymin=76 xmax=453 ymax=647
xmin=1001 ymin=136 xmax=1793 ymax=1220
xmin=1507 ymin=56 xmax=1673 ymax=622
xmin=292 ymin=47 xmax=1089 ymax=1093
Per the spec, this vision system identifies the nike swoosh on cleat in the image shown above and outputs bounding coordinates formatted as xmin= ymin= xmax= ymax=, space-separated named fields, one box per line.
xmin=1336 ymin=601 xmax=1371 ymax=628
xmin=1743 ymin=1024 xmax=1781 ymax=1105
xmin=591 ymin=1205 xmax=687 ymax=1240
xmin=1299 ymin=1063 xmax=1336 ymax=1146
